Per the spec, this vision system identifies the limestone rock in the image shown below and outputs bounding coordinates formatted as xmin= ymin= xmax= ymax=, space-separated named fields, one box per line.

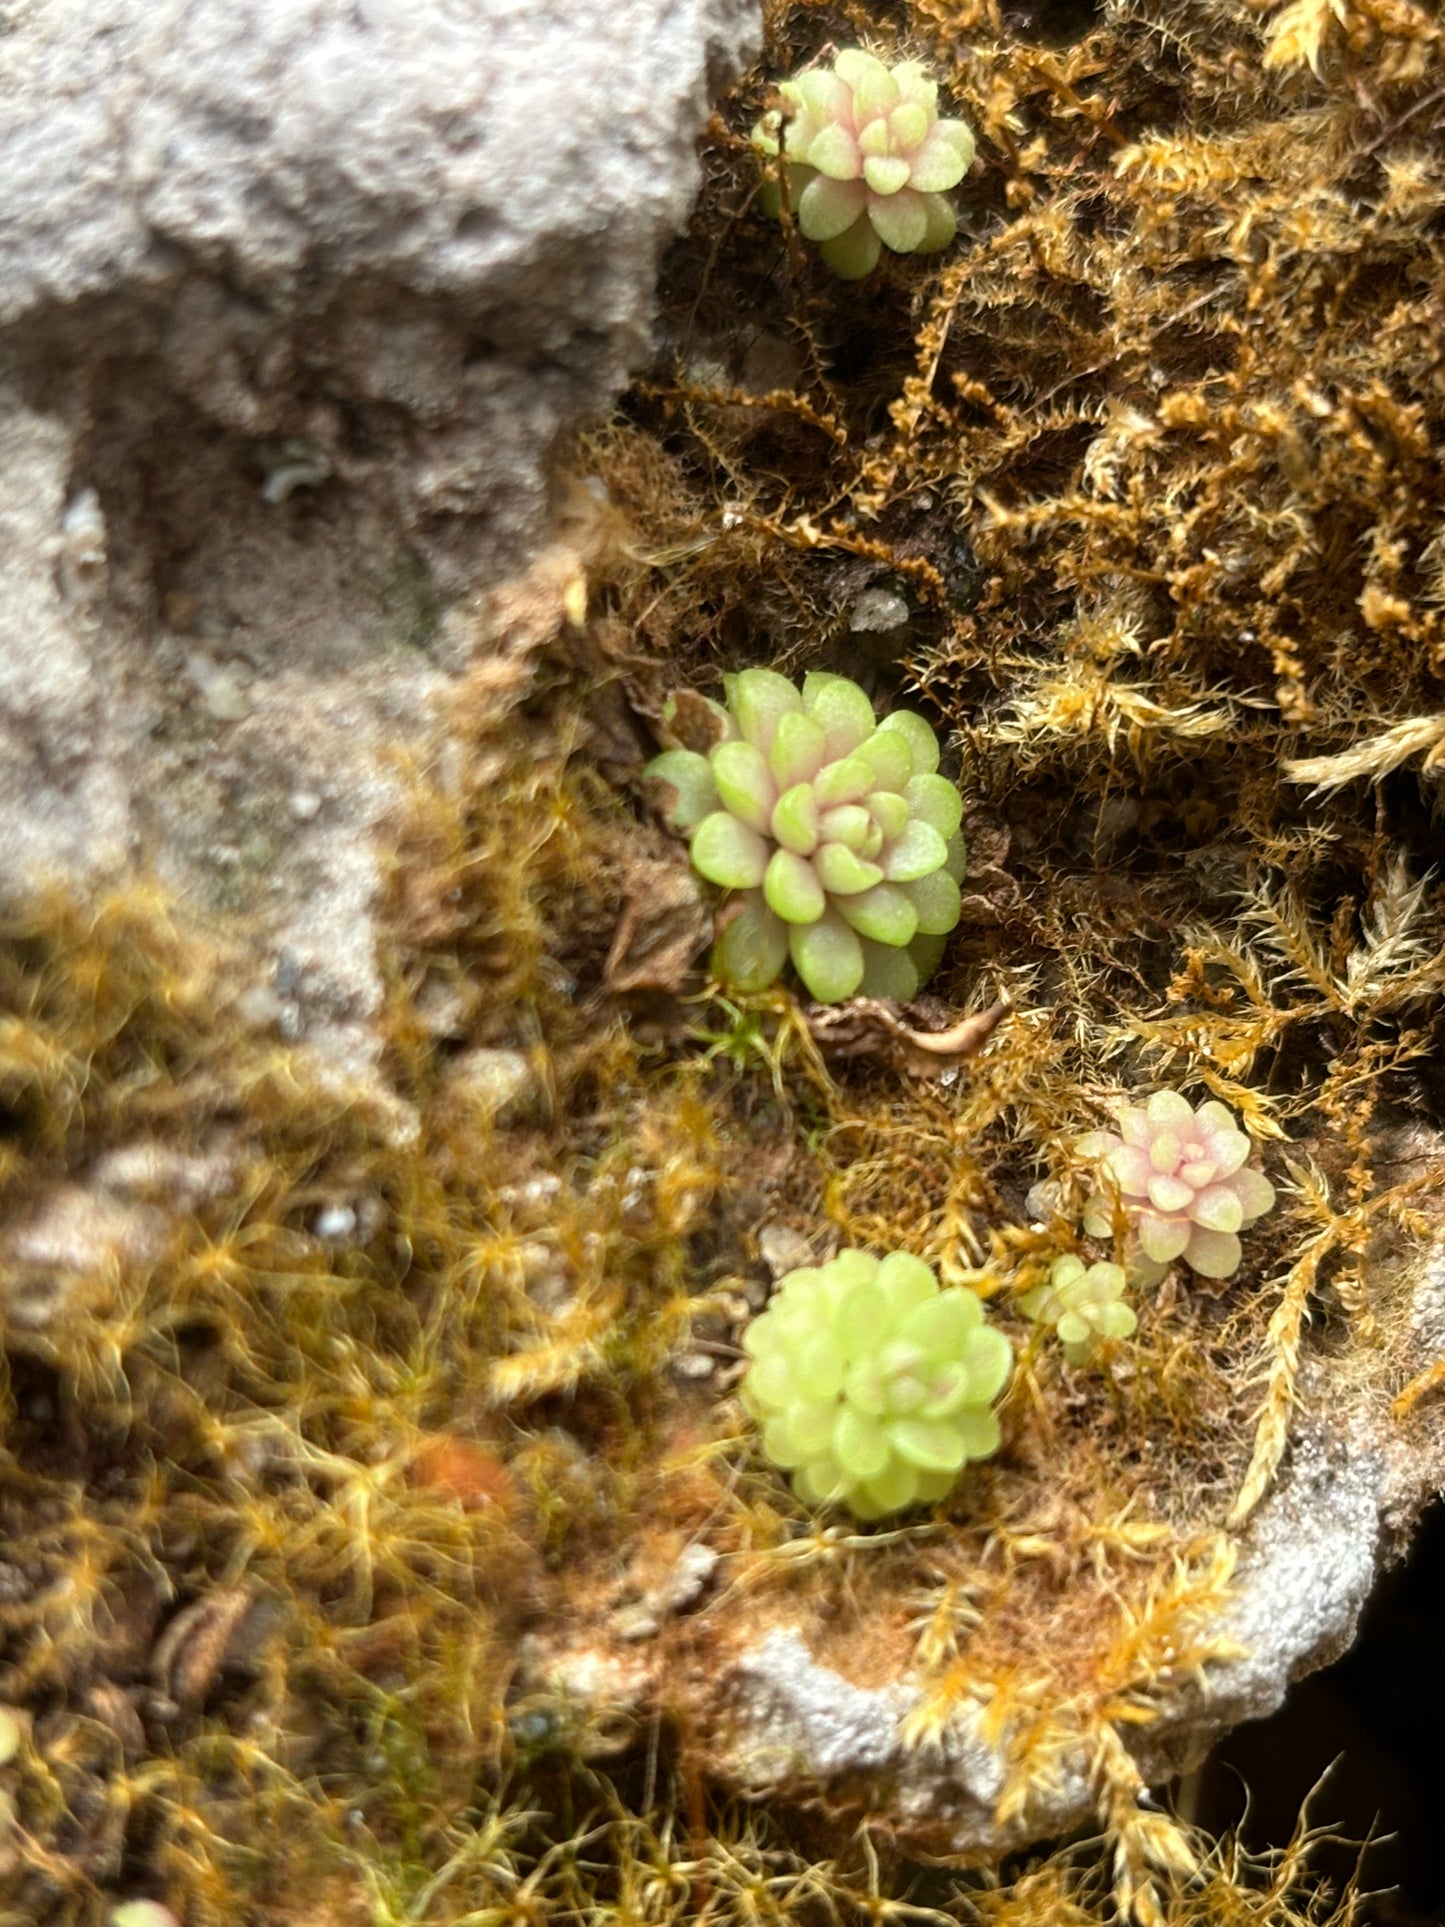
xmin=0 ymin=0 xmax=759 ymax=1076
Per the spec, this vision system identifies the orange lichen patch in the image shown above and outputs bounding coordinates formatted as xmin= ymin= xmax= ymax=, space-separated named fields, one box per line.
xmin=407 ymin=1435 xmax=521 ymax=1514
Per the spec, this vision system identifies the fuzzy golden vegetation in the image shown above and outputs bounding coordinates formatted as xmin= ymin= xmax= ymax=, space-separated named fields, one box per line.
xmin=2 ymin=0 xmax=1445 ymax=1922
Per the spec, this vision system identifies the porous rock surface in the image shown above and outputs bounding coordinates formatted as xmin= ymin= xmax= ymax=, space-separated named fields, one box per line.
xmin=0 ymin=0 xmax=758 ymax=1074
xmin=523 ymin=1230 xmax=1445 ymax=1856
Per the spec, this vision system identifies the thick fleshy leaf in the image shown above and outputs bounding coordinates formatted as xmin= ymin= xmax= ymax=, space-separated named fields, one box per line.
xmin=820 ymin=215 xmax=882 ymax=279
xmin=711 ymin=739 xmax=776 ymax=832
xmin=859 ymin=939 xmax=919 ymax=999
xmin=848 ymin=52 xmax=899 ymax=122
xmin=1145 ymin=1089 xmax=1194 ymax=1130
xmin=764 ymin=848 xmax=827 ymax=925
xmin=1097 ymin=1303 xmax=1138 ymax=1340
xmin=1147 ymin=1174 xmax=1194 ymax=1214
xmin=837 ymin=883 xmax=918 ymax=947
xmin=798 ymin=171 xmax=869 ymax=242
xmin=882 ymin=819 xmax=949 ymax=882
xmin=1185 ymin=1226 xmax=1242 ymax=1278
xmin=792 ymin=69 xmax=851 ymax=121
xmin=917 ymin=191 xmax=956 ymax=254
xmin=1137 ymin=1212 xmax=1192 ymax=1264
xmin=898 ymin=1291 xmax=975 ymax=1357
xmin=868 ymin=790 xmax=911 ymax=840
xmin=712 ymin=894 xmax=790 ymax=992
xmin=814 ymin=841 xmax=884 ymax=897
xmin=843 ymin=1359 xmax=887 ymax=1417
xmin=742 ymin=1352 xmax=791 ymax=1411
xmin=893 ymin=60 xmax=938 ymax=109
xmin=889 ymin=1417 xmax=968 ymax=1474
xmin=796 ymin=1335 xmax=846 ymax=1400
xmin=877 ymin=1251 xmax=939 ymax=1314
xmin=1106 ymin=1145 xmax=1153 ymax=1194
xmin=1116 ymin=1104 xmax=1150 ymax=1148
xmin=1203 ymin=1127 xmax=1251 ymax=1177
xmin=936 ymin=118 xmax=976 ymax=161
xmin=835 ymin=1280 xmax=886 ymax=1352
xmin=878 ymin=708 xmax=938 ymax=774
xmin=803 ymin=672 xmax=878 ymax=758
xmin=952 ymin=1408 xmax=1001 ymax=1460
xmin=857 ymin=728 xmax=913 ymax=792
xmin=1191 ymin=1184 xmax=1244 ymax=1233
xmin=907 ymin=127 xmax=970 ymax=191
xmin=732 ymin=668 xmax=803 ymax=753
xmin=833 ymin=1409 xmax=890 ymax=1482
xmin=904 ymin=772 xmax=964 ymax=840
xmin=943 ymin=829 xmax=968 ymax=881
xmin=857 ymin=118 xmax=891 ymax=160
xmin=903 ymin=868 xmax=961 ymax=936
xmin=857 ymin=1457 xmax=920 ymax=1515
xmin=762 ymin=1414 xmax=810 ymax=1469
xmin=793 ymin=1453 xmax=846 ymax=1503
xmin=691 ymin=811 xmax=770 ymax=889
xmin=1232 ymin=1166 xmax=1276 ymax=1222
xmin=890 ymin=101 xmax=930 ymax=151
xmin=643 ymin=749 xmax=718 ymax=831
xmin=1150 ymin=1133 xmax=1182 ymax=1176
xmin=819 ymin=803 xmax=873 ymax=850
xmin=770 ymin=710 xmax=828 ymax=788
xmin=863 ymin=154 xmax=911 ymax=197
xmin=772 ymin=782 xmax=820 ymax=855
xmin=962 ymin=1325 xmax=1013 ymax=1403
xmin=869 ymin=184 xmax=929 ymax=253
xmin=831 ymin=1249 xmax=879 ymax=1288
xmin=790 ymin=908 xmax=865 ymax=1002
xmin=813 ymin=752 xmax=876 ymax=807
xmin=807 ymin=123 xmax=863 ymax=180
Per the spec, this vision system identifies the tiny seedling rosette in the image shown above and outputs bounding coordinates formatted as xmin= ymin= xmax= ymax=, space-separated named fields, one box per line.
xmin=1019 ymin=1255 xmax=1137 ymax=1365
xmin=752 ymin=49 xmax=975 ymax=278
xmin=646 ymin=669 xmax=966 ymax=1004
xmin=741 ymin=1249 xmax=1011 ymax=1520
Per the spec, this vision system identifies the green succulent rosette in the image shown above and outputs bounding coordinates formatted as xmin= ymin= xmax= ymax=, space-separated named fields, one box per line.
xmin=741 ymin=1249 xmax=1011 ymax=1520
xmin=751 ymin=49 xmax=975 ymax=279
xmin=1018 ymin=1255 xmax=1137 ymax=1366
xmin=646 ymin=669 xmax=965 ymax=1003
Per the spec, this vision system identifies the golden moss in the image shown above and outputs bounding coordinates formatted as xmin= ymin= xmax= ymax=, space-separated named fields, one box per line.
xmin=3 ymin=0 xmax=1445 ymax=1920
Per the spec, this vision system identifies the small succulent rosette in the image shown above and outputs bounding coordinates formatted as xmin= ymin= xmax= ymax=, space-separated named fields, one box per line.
xmin=1079 ymin=1090 xmax=1276 ymax=1284
xmin=741 ymin=1249 xmax=1011 ymax=1520
xmin=1019 ymin=1255 xmax=1137 ymax=1366
xmin=751 ymin=49 xmax=975 ymax=278
xmin=646 ymin=669 xmax=966 ymax=1004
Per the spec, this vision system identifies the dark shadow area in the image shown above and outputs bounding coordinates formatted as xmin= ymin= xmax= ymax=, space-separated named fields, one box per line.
xmin=1192 ymin=1502 xmax=1445 ymax=1926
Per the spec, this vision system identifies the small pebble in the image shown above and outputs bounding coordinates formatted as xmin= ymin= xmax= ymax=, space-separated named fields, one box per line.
xmin=313 ymin=1204 xmax=357 ymax=1243
xmin=288 ymin=790 xmax=322 ymax=822
xmin=848 ymin=588 xmax=910 ymax=633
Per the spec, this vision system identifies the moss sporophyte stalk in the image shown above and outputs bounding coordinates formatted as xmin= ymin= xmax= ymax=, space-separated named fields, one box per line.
xmin=741 ymin=1250 xmax=1010 ymax=1520
xmin=751 ymin=50 xmax=975 ymax=278
xmin=646 ymin=670 xmax=965 ymax=1003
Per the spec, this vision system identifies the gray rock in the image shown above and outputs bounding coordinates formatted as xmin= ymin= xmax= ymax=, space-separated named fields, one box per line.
xmin=0 ymin=0 xmax=758 ymax=1078
xmin=515 ymin=1223 xmax=1445 ymax=1859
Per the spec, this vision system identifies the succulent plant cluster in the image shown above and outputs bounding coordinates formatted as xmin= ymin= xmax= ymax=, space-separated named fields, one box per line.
xmin=751 ymin=49 xmax=975 ymax=278
xmin=1079 ymin=1090 xmax=1276 ymax=1283
xmin=741 ymin=1249 xmax=1011 ymax=1520
xmin=1019 ymin=1255 xmax=1136 ymax=1365
xmin=647 ymin=670 xmax=965 ymax=1004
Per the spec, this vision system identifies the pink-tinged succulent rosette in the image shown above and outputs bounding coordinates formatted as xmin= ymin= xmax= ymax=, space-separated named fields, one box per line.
xmin=752 ymin=50 xmax=975 ymax=278
xmin=1079 ymin=1090 xmax=1276 ymax=1283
